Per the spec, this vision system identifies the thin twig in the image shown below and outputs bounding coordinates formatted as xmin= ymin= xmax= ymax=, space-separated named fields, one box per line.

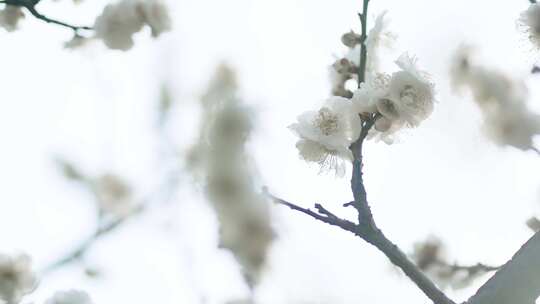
xmin=1 ymin=0 xmax=92 ymax=33
xmin=445 ymin=262 xmax=500 ymax=273
xmin=271 ymin=193 xmax=455 ymax=304
xmin=40 ymin=168 xmax=181 ymax=275
xmin=356 ymin=0 xmax=369 ymax=85
xmin=268 ymin=194 xmax=359 ymax=234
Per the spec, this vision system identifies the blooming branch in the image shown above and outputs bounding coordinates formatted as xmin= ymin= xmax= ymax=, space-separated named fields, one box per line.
xmin=0 ymin=0 xmax=171 ymax=50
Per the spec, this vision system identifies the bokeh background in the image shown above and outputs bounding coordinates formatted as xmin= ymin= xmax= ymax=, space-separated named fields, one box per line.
xmin=0 ymin=0 xmax=539 ymax=303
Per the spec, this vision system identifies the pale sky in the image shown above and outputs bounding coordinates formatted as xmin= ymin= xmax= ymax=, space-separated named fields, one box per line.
xmin=0 ymin=0 xmax=538 ymax=303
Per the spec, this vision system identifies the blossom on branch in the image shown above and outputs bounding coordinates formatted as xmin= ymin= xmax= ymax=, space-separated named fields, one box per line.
xmin=189 ymin=65 xmax=274 ymax=289
xmin=289 ymin=96 xmax=361 ymax=176
xmin=45 ymin=290 xmax=93 ymax=304
xmin=94 ymin=0 xmax=171 ymax=50
xmin=93 ymin=174 xmax=134 ymax=218
xmin=366 ymin=11 xmax=396 ymax=73
xmin=351 ymin=53 xmax=435 ymax=143
xmin=0 ymin=5 xmax=24 ymax=32
xmin=519 ymin=2 xmax=540 ymax=49
xmin=0 ymin=253 xmax=36 ymax=304
xmin=450 ymin=45 xmax=540 ymax=151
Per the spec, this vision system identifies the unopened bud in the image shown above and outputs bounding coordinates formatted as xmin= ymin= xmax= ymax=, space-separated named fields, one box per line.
xmin=341 ymin=31 xmax=361 ymax=48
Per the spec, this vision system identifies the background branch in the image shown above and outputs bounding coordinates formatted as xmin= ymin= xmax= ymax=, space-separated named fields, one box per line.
xmin=41 ymin=166 xmax=181 ymax=275
xmin=1 ymin=0 xmax=92 ymax=32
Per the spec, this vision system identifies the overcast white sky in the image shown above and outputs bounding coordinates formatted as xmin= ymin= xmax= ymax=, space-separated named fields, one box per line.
xmin=0 ymin=0 xmax=539 ymax=303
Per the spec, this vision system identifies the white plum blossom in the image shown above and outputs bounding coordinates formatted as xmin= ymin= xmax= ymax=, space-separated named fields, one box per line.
xmin=387 ymin=53 xmax=435 ymax=127
xmin=519 ymin=3 xmax=540 ymax=49
xmin=0 ymin=254 xmax=36 ymax=304
xmin=450 ymin=46 xmax=540 ymax=151
xmin=351 ymin=72 xmax=391 ymax=115
xmin=93 ymin=174 xmax=134 ymax=217
xmin=94 ymin=0 xmax=171 ymax=50
xmin=483 ymin=104 xmax=540 ymax=151
xmin=45 ymin=290 xmax=93 ymax=304
xmin=366 ymin=11 xmax=396 ymax=73
xmin=137 ymin=1 xmax=171 ymax=37
xmin=349 ymin=53 xmax=435 ymax=144
xmin=289 ymin=96 xmax=361 ymax=176
xmin=0 ymin=5 xmax=24 ymax=32
xmin=189 ymin=65 xmax=274 ymax=288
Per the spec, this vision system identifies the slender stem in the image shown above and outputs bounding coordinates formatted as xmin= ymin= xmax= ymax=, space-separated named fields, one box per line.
xmin=24 ymin=4 xmax=93 ymax=32
xmin=357 ymin=0 xmax=369 ymax=86
xmin=1 ymin=0 xmax=92 ymax=33
xmin=271 ymin=194 xmax=455 ymax=304
xmin=442 ymin=262 xmax=500 ymax=273
xmin=41 ymin=167 xmax=181 ymax=275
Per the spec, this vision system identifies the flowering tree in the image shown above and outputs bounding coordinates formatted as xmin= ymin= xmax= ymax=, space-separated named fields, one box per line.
xmin=0 ymin=0 xmax=539 ymax=303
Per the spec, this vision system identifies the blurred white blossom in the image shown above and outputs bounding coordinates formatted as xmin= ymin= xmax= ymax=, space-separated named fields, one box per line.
xmin=519 ymin=2 xmax=540 ymax=49
xmin=366 ymin=11 xmax=396 ymax=73
xmin=0 ymin=254 xmax=36 ymax=304
xmin=189 ymin=65 xmax=274 ymax=288
xmin=93 ymin=174 xmax=134 ymax=217
xmin=289 ymin=96 xmax=361 ymax=176
xmin=450 ymin=45 xmax=540 ymax=150
xmin=63 ymin=35 xmax=91 ymax=50
xmin=45 ymin=290 xmax=93 ymax=304
xmin=94 ymin=0 xmax=171 ymax=50
xmin=0 ymin=5 xmax=24 ymax=32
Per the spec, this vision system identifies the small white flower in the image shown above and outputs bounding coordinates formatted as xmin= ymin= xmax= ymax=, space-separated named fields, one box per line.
xmin=366 ymin=11 xmax=396 ymax=73
xmin=0 ymin=254 xmax=36 ymax=304
xmin=64 ymin=35 xmax=91 ymax=49
xmin=387 ymin=53 xmax=435 ymax=126
xmin=483 ymin=106 xmax=540 ymax=151
xmin=45 ymin=290 xmax=93 ymax=304
xmin=94 ymin=0 xmax=171 ymax=50
xmin=290 ymin=96 xmax=361 ymax=175
xmin=0 ymin=5 xmax=24 ymax=32
xmin=519 ymin=3 xmax=540 ymax=49
xmin=136 ymin=0 xmax=171 ymax=37
xmin=94 ymin=0 xmax=144 ymax=50
xmin=94 ymin=174 xmax=134 ymax=217
xmin=351 ymin=72 xmax=391 ymax=115
xmin=450 ymin=46 xmax=540 ymax=151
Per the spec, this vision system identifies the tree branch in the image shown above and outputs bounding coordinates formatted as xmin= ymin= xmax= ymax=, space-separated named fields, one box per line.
xmin=40 ymin=211 xmax=138 ymax=275
xmin=1 ymin=0 xmax=92 ymax=32
xmin=41 ymin=167 xmax=181 ymax=275
xmin=356 ymin=0 xmax=369 ymax=85
xmin=272 ymin=0 xmax=456 ymax=303
xmin=270 ymin=193 xmax=455 ymax=304
xmin=466 ymin=231 xmax=540 ymax=304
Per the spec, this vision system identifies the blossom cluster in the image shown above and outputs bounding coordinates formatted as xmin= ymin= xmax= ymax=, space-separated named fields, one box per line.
xmin=94 ymin=0 xmax=171 ymax=50
xmin=188 ymin=65 xmax=274 ymax=289
xmin=0 ymin=0 xmax=171 ymax=51
xmin=291 ymin=12 xmax=435 ymax=175
xmin=519 ymin=2 xmax=540 ymax=49
xmin=450 ymin=46 xmax=540 ymax=151
xmin=0 ymin=253 xmax=93 ymax=304
xmin=56 ymin=159 xmax=136 ymax=219
xmin=0 ymin=254 xmax=36 ymax=304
